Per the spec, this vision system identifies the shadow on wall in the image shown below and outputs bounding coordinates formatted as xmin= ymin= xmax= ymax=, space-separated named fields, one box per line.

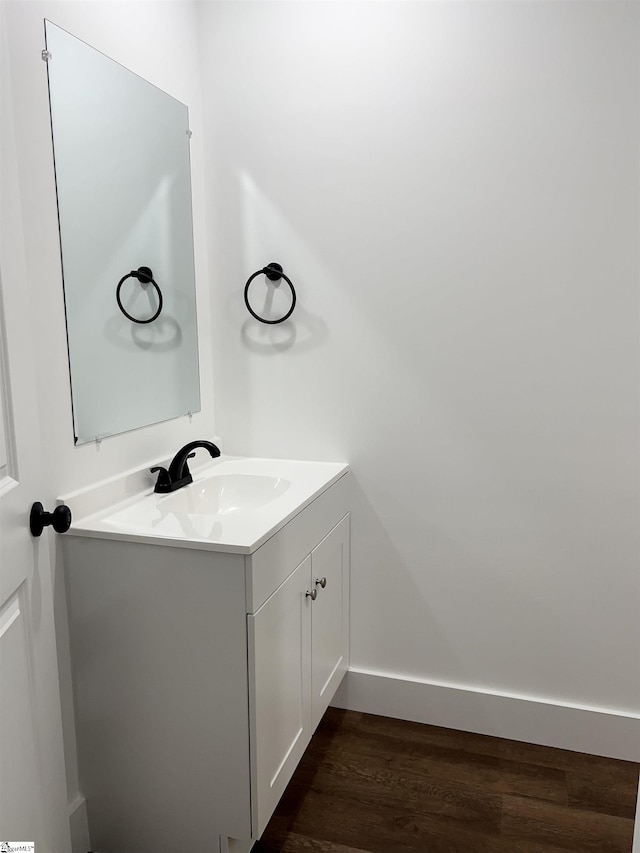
xmin=240 ymin=306 xmax=329 ymax=354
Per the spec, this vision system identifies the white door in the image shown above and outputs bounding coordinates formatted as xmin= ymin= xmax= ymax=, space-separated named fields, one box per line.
xmin=0 ymin=9 xmax=71 ymax=850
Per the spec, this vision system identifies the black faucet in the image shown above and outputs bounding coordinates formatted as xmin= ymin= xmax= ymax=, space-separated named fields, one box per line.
xmin=151 ymin=440 xmax=221 ymax=494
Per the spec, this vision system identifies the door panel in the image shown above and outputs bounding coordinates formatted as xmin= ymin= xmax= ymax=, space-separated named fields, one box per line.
xmin=310 ymin=514 xmax=350 ymax=730
xmin=248 ymin=556 xmax=312 ymax=838
xmin=0 ymin=349 xmax=7 ymax=476
xmin=0 ymin=591 xmax=47 ymax=842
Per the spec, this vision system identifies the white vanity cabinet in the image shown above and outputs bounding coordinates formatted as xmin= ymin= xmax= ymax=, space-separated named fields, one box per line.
xmin=248 ymin=514 xmax=350 ymax=837
xmin=63 ymin=468 xmax=350 ymax=853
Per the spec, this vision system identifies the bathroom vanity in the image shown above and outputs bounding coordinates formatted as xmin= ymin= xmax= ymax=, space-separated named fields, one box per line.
xmin=62 ymin=456 xmax=350 ymax=853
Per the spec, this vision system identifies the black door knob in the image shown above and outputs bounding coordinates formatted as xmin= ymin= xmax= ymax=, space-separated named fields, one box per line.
xmin=30 ymin=502 xmax=72 ymax=537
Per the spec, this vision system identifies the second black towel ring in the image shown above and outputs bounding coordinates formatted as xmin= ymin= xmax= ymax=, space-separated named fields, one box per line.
xmin=116 ymin=266 xmax=163 ymax=324
xmin=244 ymin=262 xmax=296 ymax=324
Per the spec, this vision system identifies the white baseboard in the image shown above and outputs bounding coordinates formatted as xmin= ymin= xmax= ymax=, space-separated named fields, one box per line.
xmin=68 ymin=794 xmax=90 ymax=853
xmin=331 ymin=668 xmax=640 ymax=762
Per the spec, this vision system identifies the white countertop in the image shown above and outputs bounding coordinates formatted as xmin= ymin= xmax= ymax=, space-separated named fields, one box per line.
xmin=63 ymin=455 xmax=349 ymax=554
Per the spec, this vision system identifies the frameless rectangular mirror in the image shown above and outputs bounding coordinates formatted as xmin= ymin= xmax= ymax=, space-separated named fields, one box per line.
xmin=44 ymin=20 xmax=201 ymax=445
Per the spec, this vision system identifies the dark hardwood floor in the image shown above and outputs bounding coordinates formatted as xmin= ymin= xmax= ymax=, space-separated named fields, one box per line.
xmin=254 ymin=708 xmax=639 ymax=853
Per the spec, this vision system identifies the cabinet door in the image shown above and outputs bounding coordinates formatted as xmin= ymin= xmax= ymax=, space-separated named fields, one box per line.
xmin=248 ymin=555 xmax=312 ymax=839
xmin=310 ymin=513 xmax=350 ymax=730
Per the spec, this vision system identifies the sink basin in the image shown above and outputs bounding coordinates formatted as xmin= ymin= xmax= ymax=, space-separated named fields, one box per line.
xmin=64 ymin=455 xmax=349 ymax=554
xmin=159 ymin=474 xmax=290 ymax=516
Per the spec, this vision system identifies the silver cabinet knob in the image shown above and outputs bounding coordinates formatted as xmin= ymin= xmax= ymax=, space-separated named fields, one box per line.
xmin=306 ymin=588 xmax=318 ymax=601
xmin=315 ymin=577 xmax=327 ymax=589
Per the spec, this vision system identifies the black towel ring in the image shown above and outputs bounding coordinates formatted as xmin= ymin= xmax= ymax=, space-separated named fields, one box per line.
xmin=244 ymin=262 xmax=296 ymax=324
xmin=116 ymin=266 xmax=163 ymax=324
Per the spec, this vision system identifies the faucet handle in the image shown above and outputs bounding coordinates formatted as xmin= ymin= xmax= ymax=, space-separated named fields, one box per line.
xmin=151 ymin=466 xmax=171 ymax=489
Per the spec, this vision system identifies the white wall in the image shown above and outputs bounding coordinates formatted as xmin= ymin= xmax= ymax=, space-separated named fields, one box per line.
xmin=201 ymin=0 xmax=640 ymax=725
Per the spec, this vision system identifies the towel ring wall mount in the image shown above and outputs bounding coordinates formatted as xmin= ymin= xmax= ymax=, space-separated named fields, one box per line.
xmin=116 ymin=266 xmax=163 ymax=324
xmin=244 ymin=262 xmax=297 ymax=324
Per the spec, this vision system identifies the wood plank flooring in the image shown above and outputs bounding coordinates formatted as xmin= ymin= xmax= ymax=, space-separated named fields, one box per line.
xmin=254 ymin=708 xmax=639 ymax=853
